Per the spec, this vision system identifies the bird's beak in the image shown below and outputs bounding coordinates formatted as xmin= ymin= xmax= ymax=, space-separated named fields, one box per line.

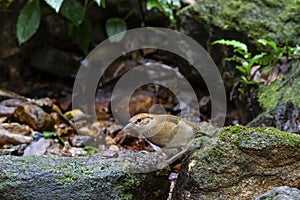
xmin=123 ymin=123 xmax=141 ymax=138
xmin=123 ymin=123 xmax=133 ymax=132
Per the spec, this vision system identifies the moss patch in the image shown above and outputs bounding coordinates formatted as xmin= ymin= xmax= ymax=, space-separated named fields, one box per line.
xmin=181 ymin=125 xmax=300 ymax=193
xmin=258 ymin=67 xmax=300 ymax=110
xmin=0 ymin=155 xmax=170 ymax=199
xmin=220 ymin=126 xmax=300 ymax=149
xmin=178 ymin=0 xmax=300 ymax=46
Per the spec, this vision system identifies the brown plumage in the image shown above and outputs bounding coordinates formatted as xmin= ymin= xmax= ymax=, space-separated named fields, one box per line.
xmin=123 ymin=113 xmax=197 ymax=148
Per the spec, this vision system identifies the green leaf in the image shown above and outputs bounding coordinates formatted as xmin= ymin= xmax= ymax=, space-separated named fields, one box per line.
xmin=65 ymin=112 xmax=73 ymax=119
xmin=0 ymin=0 xmax=15 ymax=9
xmin=236 ymin=65 xmax=247 ymax=75
xmin=60 ymin=0 xmax=84 ymax=26
xmin=146 ymin=0 xmax=179 ymax=23
xmin=101 ymin=0 xmax=106 ymax=8
xmin=167 ymin=0 xmax=180 ymax=7
xmin=83 ymin=146 xmax=100 ymax=155
xmin=213 ymin=39 xmax=248 ymax=53
xmin=240 ymin=76 xmax=249 ymax=84
xmin=225 ymin=55 xmax=245 ymax=63
xmin=44 ymin=0 xmax=64 ymax=12
xmin=93 ymin=0 xmax=101 ymax=6
xmin=290 ymin=44 xmax=300 ymax=55
xmin=147 ymin=0 xmax=163 ymax=11
xmin=17 ymin=0 xmax=41 ymax=45
xmin=93 ymin=0 xmax=105 ymax=7
xmin=105 ymin=18 xmax=127 ymax=43
xmin=249 ymin=53 xmax=266 ymax=64
xmin=43 ymin=131 xmax=60 ymax=139
xmin=76 ymin=15 xmax=91 ymax=54
xmin=258 ymin=39 xmax=278 ymax=52
xmin=240 ymin=76 xmax=257 ymax=85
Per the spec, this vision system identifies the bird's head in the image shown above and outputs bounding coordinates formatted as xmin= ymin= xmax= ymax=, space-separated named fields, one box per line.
xmin=123 ymin=113 xmax=160 ymax=137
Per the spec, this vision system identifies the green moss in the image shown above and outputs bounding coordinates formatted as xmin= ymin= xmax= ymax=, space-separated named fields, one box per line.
xmin=187 ymin=125 xmax=300 ymax=190
xmin=220 ymin=126 xmax=300 ymax=149
xmin=179 ymin=0 xmax=300 ymax=45
xmin=258 ymin=69 xmax=300 ymax=110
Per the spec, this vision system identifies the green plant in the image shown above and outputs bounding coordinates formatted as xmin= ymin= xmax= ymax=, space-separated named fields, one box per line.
xmin=257 ymin=39 xmax=286 ymax=66
xmin=212 ymin=38 xmax=299 ymax=85
xmin=82 ymin=146 xmax=100 ymax=155
xmin=17 ymin=0 xmax=106 ymax=54
xmin=105 ymin=0 xmax=181 ymax=42
xmin=16 ymin=0 xmax=181 ymax=53
xmin=146 ymin=0 xmax=180 ymax=23
xmin=43 ymin=131 xmax=65 ymax=145
xmin=212 ymin=39 xmax=266 ymax=85
xmin=0 ymin=0 xmax=15 ymax=9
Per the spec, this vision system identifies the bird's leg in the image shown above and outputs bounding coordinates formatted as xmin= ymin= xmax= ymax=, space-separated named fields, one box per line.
xmin=164 ymin=147 xmax=188 ymax=164
xmin=144 ymin=138 xmax=162 ymax=151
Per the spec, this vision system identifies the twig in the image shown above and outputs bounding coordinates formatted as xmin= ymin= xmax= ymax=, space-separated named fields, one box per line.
xmin=276 ymin=60 xmax=300 ymax=91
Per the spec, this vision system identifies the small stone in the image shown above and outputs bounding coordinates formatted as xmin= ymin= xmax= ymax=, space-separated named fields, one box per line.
xmin=23 ymin=138 xmax=51 ymax=156
xmin=14 ymin=104 xmax=55 ymax=131
xmin=105 ymin=135 xmax=116 ymax=145
xmin=0 ymin=127 xmax=32 ymax=145
xmin=254 ymin=186 xmax=300 ymax=200
xmin=109 ymin=145 xmax=119 ymax=151
xmin=102 ymin=150 xmax=118 ymax=158
xmin=1 ymin=123 xmax=32 ymax=136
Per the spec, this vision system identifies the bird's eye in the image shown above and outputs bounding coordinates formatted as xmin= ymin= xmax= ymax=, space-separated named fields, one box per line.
xmin=136 ymin=118 xmax=142 ymax=123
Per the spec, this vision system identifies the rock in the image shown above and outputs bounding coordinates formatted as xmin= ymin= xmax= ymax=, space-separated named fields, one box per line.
xmin=174 ymin=126 xmax=300 ymax=199
xmin=0 ymin=117 xmax=7 ymax=123
xmin=64 ymin=109 xmax=89 ymax=122
xmin=177 ymin=0 xmax=299 ymax=49
xmin=0 ymin=127 xmax=32 ymax=145
xmin=258 ymin=64 xmax=300 ymax=110
xmin=0 ymin=151 xmax=170 ymax=199
xmin=0 ymin=89 xmax=26 ymax=101
xmin=14 ymin=104 xmax=55 ymax=131
xmin=274 ymin=101 xmax=299 ymax=132
xmin=1 ymin=123 xmax=32 ymax=136
xmin=0 ymin=98 xmax=28 ymax=107
xmin=176 ymin=0 xmax=300 ymax=78
xmin=129 ymin=90 xmax=158 ymax=116
xmin=254 ymin=186 xmax=300 ymax=200
xmin=30 ymin=47 xmax=80 ymax=78
xmin=23 ymin=138 xmax=51 ymax=156
xmin=0 ymin=97 xmax=57 ymax=131
xmin=61 ymin=142 xmax=87 ymax=157
xmin=70 ymin=135 xmax=88 ymax=147
xmin=247 ymin=101 xmax=300 ymax=134
xmin=32 ymin=97 xmax=53 ymax=113
xmin=0 ymin=105 xmax=15 ymax=117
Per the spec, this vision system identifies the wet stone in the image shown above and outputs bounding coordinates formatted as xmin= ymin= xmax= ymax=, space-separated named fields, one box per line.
xmin=247 ymin=101 xmax=300 ymax=134
xmin=1 ymin=123 xmax=32 ymax=136
xmin=14 ymin=104 xmax=55 ymax=131
xmin=254 ymin=186 xmax=300 ymax=200
xmin=23 ymin=138 xmax=51 ymax=156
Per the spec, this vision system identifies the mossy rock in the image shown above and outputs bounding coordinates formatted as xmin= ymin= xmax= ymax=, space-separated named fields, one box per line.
xmin=258 ymin=66 xmax=300 ymax=110
xmin=177 ymin=0 xmax=299 ymax=46
xmin=176 ymin=0 xmax=300 ymax=72
xmin=174 ymin=126 xmax=300 ymax=199
xmin=0 ymin=151 xmax=170 ymax=200
xmin=254 ymin=186 xmax=300 ymax=200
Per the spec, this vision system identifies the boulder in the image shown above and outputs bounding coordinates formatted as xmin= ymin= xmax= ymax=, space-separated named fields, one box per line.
xmin=176 ymin=0 xmax=300 ymax=68
xmin=247 ymin=101 xmax=300 ymax=134
xmin=174 ymin=126 xmax=300 ymax=199
xmin=0 ymin=150 xmax=170 ymax=200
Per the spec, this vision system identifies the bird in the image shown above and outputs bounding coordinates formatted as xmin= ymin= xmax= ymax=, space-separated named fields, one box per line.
xmin=123 ymin=113 xmax=199 ymax=150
